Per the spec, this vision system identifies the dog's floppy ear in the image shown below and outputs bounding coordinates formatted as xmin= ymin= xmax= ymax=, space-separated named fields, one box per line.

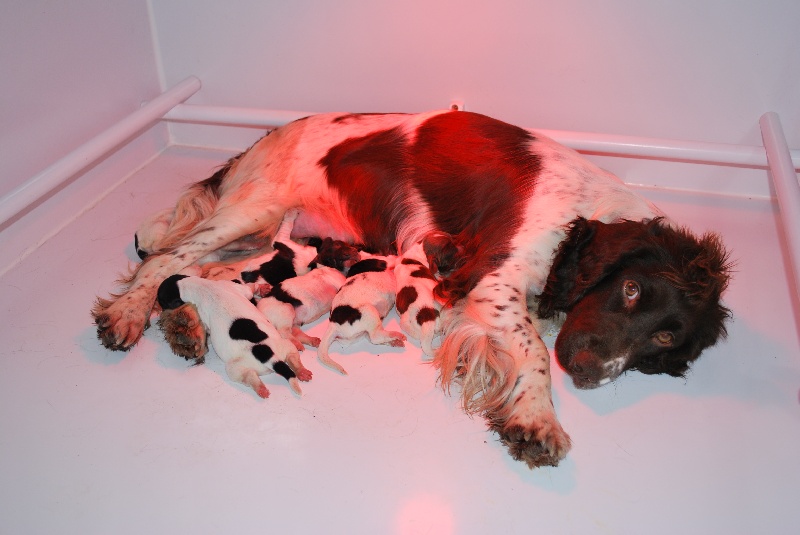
xmin=157 ymin=274 xmax=189 ymax=310
xmin=537 ymin=217 xmax=658 ymax=318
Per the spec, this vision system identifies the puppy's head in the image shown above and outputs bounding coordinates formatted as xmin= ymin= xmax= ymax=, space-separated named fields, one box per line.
xmin=311 ymin=238 xmax=361 ymax=272
xmin=537 ymin=217 xmax=732 ymax=389
xmin=157 ymin=274 xmax=189 ymax=310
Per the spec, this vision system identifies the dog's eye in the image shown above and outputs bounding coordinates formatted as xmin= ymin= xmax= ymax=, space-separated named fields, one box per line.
xmin=653 ymin=331 xmax=674 ymax=346
xmin=623 ymin=280 xmax=640 ymax=301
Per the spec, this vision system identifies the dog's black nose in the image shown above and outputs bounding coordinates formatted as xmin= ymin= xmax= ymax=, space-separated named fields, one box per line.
xmin=134 ymin=234 xmax=148 ymax=259
xmin=566 ymin=350 xmax=600 ymax=383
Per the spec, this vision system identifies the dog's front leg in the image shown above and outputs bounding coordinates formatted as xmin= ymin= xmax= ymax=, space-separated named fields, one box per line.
xmin=438 ymin=264 xmax=571 ymax=467
xmin=494 ymin=317 xmax=571 ymax=468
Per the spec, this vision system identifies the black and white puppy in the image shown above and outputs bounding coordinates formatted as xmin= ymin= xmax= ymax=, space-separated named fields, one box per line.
xmin=256 ymin=238 xmax=361 ymax=350
xmin=394 ymin=242 xmax=441 ymax=358
xmin=317 ymin=254 xmax=405 ymax=375
xmin=157 ymin=273 xmax=312 ymax=398
xmin=160 ymin=210 xmax=320 ymax=359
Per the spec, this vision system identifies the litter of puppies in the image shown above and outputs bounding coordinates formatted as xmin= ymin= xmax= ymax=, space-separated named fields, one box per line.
xmin=154 ymin=213 xmax=443 ymax=397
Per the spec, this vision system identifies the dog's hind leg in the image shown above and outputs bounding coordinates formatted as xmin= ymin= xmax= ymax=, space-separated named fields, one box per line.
xmin=362 ymin=306 xmax=406 ymax=348
xmin=226 ymin=360 xmax=270 ymax=399
xmin=94 ymin=201 xmax=290 ymax=351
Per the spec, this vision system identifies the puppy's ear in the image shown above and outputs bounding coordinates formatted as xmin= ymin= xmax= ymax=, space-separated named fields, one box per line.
xmin=157 ymin=274 xmax=189 ymax=310
xmin=537 ymin=218 xmax=657 ymax=317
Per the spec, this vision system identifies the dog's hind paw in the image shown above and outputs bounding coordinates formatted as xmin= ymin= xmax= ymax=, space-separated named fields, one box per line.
xmin=493 ymin=414 xmax=572 ymax=468
xmin=93 ymin=302 xmax=148 ymax=351
xmin=157 ymin=303 xmax=208 ymax=360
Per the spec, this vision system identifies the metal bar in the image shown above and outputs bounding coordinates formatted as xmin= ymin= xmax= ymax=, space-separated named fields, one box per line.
xmin=0 ymin=76 xmax=202 ymax=227
xmin=760 ymin=112 xmax=800 ymax=299
xmin=163 ymin=103 xmax=800 ymax=169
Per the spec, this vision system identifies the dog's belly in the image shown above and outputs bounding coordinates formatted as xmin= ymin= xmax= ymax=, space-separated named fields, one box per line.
xmin=292 ymin=210 xmax=360 ymax=244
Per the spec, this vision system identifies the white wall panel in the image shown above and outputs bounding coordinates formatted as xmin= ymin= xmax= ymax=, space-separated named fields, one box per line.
xmin=1 ymin=0 xmax=165 ymax=199
xmin=150 ymin=0 xmax=799 ymax=151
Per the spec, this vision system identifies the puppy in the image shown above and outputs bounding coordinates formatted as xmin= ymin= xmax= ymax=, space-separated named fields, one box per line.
xmin=317 ymin=254 xmax=405 ymax=375
xmin=256 ymin=238 xmax=361 ymax=350
xmin=394 ymin=242 xmax=441 ymax=358
xmin=160 ymin=209 xmax=320 ymax=360
xmin=157 ymin=274 xmax=312 ymax=398
xmin=201 ymin=209 xmax=316 ymax=286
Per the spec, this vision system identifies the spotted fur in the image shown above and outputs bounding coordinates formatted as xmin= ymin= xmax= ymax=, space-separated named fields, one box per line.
xmin=394 ymin=242 xmax=441 ymax=357
xmin=316 ymin=254 xmax=405 ymax=374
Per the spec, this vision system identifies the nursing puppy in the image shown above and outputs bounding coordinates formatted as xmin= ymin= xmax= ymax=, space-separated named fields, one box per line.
xmin=160 ymin=210 xmax=322 ymax=359
xmin=157 ymin=274 xmax=312 ymax=398
xmin=394 ymin=242 xmax=441 ymax=358
xmin=317 ymin=254 xmax=405 ymax=375
xmin=256 ymin=238 xmax=361 ymax=350
xmin=199 ymin=209 xmax=316 ymax=286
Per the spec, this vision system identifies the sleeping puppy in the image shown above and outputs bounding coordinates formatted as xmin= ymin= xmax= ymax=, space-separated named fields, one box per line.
xmin=394 ymin=242 xmax=441 ymax=358
xmin=200 ymin=208 xmax=316 ymax=286
xmin=256 ymin=238 xmax=361 ymax=350
xmin=157 ymin=273 xmax=312 ymax=398
xmin=317 ymin=254 xmax=405 ymax=375
xmin=160 ymin=210 xmax=321 ymax=359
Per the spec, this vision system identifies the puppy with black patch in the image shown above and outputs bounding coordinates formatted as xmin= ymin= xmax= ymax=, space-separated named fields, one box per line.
xmin=257 ymin=238 xmax=361 ymax=350
xmin=317 ymin=254 xmax=405 ymax=374
xmin=394 ymin=242 xmax=441 ymax=358
xmin=201 ymin=208 xmax=317 ymax=287
xmin=157 ymin=274 xmax=312 ymax=398
xmin=161 ymin=209 xmax=321 ymax=360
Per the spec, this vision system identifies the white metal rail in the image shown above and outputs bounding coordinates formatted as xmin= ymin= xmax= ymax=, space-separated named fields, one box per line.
xmin=0 ymin=76 xmax=201 ymax=227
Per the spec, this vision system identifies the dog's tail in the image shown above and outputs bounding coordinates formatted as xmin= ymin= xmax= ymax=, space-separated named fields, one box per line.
xmin=151 ymin=155 xmax=242 ymax=253
xmin=316 ymin=326 xmax=348 ymax=375
xmin=434 ymin=302 xmax=516 ymax=419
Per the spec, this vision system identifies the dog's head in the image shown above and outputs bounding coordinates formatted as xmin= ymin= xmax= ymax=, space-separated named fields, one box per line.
xmin=537 ymin=217 xmax=732 ymax=389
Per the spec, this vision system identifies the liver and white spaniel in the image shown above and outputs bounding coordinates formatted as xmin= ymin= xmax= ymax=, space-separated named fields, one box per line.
xmin=94 ymin=110 xmax=731 ymax=467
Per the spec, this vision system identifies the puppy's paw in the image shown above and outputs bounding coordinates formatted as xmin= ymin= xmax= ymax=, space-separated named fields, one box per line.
xmin=157 ymin=303 xmax=207 ymax=360
xmin=296 ymin=367 xmax=313 ymax=382
xmin=387 ymin=331 xmax=407 ymax=347
xmin=493 ymin=412 xmax=572 ymax=468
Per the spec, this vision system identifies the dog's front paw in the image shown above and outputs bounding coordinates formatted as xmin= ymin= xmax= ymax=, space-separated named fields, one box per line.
xmin=157 ymin=303 xmax=208 ymax=360
xmin=494 ymin=412 xmax=572 ymax=468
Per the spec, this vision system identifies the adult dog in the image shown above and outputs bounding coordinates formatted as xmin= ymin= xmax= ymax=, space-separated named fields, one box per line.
xmin=93 ymin=110 xmax=731 ymax=467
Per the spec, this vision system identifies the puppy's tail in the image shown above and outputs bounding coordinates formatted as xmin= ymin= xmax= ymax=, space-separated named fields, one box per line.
xmin=316 ymin=326 xmax=348 ymax=375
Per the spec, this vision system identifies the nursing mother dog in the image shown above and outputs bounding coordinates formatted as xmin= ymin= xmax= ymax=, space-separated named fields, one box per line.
xmin=94 ymin=110 xmax=732 ymax=468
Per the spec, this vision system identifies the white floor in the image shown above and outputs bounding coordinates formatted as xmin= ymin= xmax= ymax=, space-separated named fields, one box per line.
xmin=1 ymin=145 xmax=799 ymax=534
